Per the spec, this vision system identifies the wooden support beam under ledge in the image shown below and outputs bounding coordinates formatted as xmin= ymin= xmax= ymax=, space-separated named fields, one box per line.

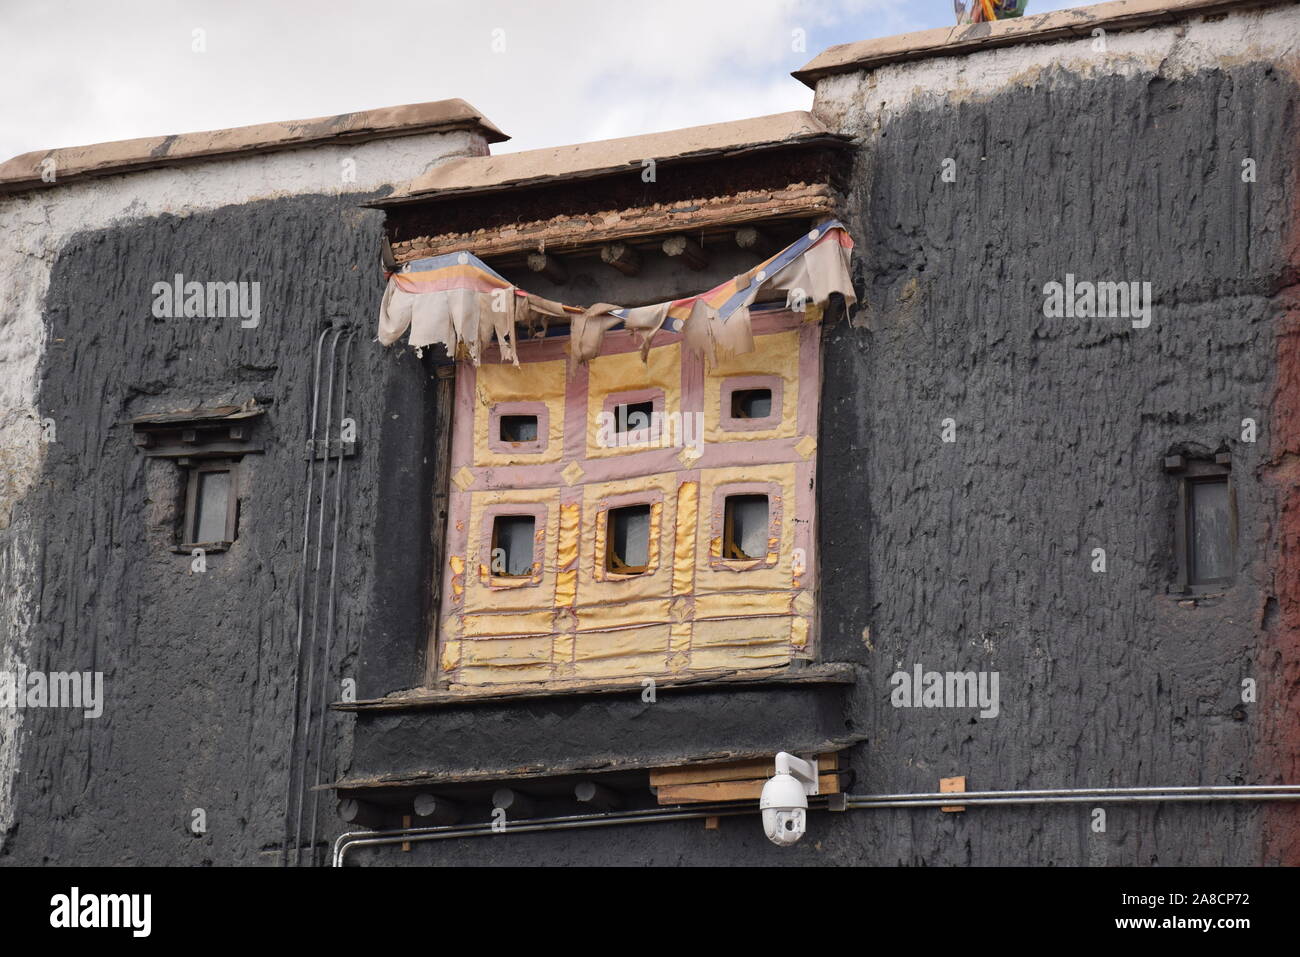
xmin=526 ymin=250 xmax=568 ymax=284
xmin=662 ymin=234 xmax=709 ymax=270
xmin=734 ymin=225 xmax=769 ymax=251
xmin=600 ymin=241 xmax=641 ymax=276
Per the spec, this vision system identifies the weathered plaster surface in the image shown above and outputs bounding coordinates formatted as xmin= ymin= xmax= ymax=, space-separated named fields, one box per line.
xmin=812 ymin=4 xmax=1300 ymax=134
xmin=0 ymin=128 xmax=483 ymax=853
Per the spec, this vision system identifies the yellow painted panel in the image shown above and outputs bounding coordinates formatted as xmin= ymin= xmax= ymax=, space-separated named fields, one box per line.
xmin=461 ymin=610 xmax=556 ymax=638
xmin=690 ymin=645 xmax=791 ymax=671
xmin=554 ymin=501 xmax=581 ymax=607
xmin=573 ymin=624 xmax=671 ymax=661
xmin=695 ymin=464 xmax=797 ymax=595
xmin=572 ymin=625 xmax=672 ymax=678
xmin=691 ymin=615 xmax=792 ymax=649
xmin=672 ymin=479 xmax=698 ymax=596
xmin=694 ymin=590 xmax=792 ymax=620
xmin=473 ymin=358 xmax=567 ymax=466
xmin=464 ymin=487 xmax=562 ymax=615
xmin=585 ymin=342 xmax=682 ymax=459
xmin=578 ymin=474 xmax=676 ymax=606
xmin=703 ymin=330 xmax=799 ymax=443
xmin=577 ymin=598 xmax=672 ymax=632
xmin=459 ymin=635 xmax=553 ymax=670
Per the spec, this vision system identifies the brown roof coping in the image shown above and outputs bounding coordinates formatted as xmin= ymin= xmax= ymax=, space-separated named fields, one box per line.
xmin=0 ymin=98 xmax=508 ymax=195
xmin=389 ymin=111 xmax=848 ymax=203
xmin=793 ymin=0 xmax=1292 ymax=87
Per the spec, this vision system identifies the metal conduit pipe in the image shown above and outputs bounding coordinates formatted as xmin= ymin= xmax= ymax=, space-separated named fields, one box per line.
xmin=333 ymin=804 xmax=757 ymax=867
xmin=292 ymin=324 xmax=346 ymax=866
xmin=332 ymin=785 xmax=1300 ymax=866
xmin=281 ymin=326 xmax=334 ymax=866
xmin=306 ymin=328 xmax=355 ymax=866
xmin=844 ymin=785 xmax=1300 ymax=810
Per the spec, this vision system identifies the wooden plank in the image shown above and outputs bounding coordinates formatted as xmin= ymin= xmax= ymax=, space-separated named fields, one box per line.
xmin=656 ymin=772 xmax=840 ymax=805
xmin=650 ymin=753 xmax=837 ymax=788
xmin=940 ymin=775 xmax=966 ymax=812
xmin=424 ymin=364 xmax=457 ymax=687
xmin=392 ymin=184 xmax=839 ymax=263
xmin=328 ymin=734 xmax=868 ymax=792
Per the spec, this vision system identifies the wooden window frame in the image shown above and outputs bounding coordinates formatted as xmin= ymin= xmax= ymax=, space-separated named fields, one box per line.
xmin=1165 ymin=453 xmax=1237 ymax=595
xmin=487 ymin=401 xmax=549 ymax=455
xmin=478 ymin=503 xmax=547 ymax=589
xmin=180 ymin=459 xmax=239 ymax=551
xmin=605 ymin=503 xmax=652 ymax=575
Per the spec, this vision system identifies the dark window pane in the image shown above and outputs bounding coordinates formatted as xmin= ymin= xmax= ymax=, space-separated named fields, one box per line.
xmin=492 ymin=515 xmax=536 ymax=577
xmin=731 ymin=388 xmax=772 ymax=419
xmin=1188 ymin=478 xmax=1232 ymax=584
xmin=607 ymin=504 xmax=651 ymax=573
xmin=724 ymin=494 xmax=768 ymax=560
xmin=194 ymin=470 xmax=231 ymax=543
xmin=615 ymin=401 xmax=653 ymax=433
xmin=500 ymin=414 xmax=538 ymax=443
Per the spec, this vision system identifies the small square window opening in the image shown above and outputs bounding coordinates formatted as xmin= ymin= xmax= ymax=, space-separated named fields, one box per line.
xmin=723 ymin=494 xmax=769 ymax=560
xmin=1187 ymin=476 xmax=1233 ymax=587
xmin=491 ymin=515 xmax=536 ymax=577
xmin=614 ymin=401 xmax=654 ymax=434
xmin=499 ymin=414 xmax=539 ymax=444
xmin=606 ymin=504 xmax=651 ymax=574
xmin=731 ymin=388 xmax=773 ymax=420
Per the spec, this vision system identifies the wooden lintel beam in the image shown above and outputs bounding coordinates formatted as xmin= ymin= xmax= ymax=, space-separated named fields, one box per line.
xmin=662 ymin=234 xmax=709 ymax=270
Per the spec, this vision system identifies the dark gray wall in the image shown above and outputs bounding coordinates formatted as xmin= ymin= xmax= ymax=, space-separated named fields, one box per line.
xmin=4 ymin=192 xmax=437 ymax=865
xmin=8 ymin=61 xmax=1298 ymax=867
xmin=361 ymin=64 xmax=1299 ymax=867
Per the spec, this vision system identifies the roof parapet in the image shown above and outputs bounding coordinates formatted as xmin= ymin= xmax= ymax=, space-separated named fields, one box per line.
xmin=391 ymin=111 xmax=848 ymax=203
xmin=792 ymin=0 xmax=1291 ymax=87
xmin=0 ymin=98 xmax=508 ymax=195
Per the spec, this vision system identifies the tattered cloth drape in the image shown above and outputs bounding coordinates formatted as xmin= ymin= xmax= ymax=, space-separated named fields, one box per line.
xmin=377 ymin=220 xmax=856 ymax=369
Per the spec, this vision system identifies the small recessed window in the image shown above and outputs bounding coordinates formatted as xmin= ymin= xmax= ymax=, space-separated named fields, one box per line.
xmin=614 ymin=401 xmax=654 ymax=433
xmin=1187 ymin=477 xmax=1233 ymax=587
xmin=1166 ymin=453 xmax=1236 ymax=592
xmin=731 ymin=388 xmax=772 ymax=420
xmin=499 ymin=414 xmax=538 ymax=444
xmin=723 ymin=494 xmax=768 ymax=560
xmin=184 ymin=462 xmax=238 ymax=548
xmin=491 ymin=515 xmax=536 ymax=577
xmin=606 ymin=504 xmax=651 ymax=574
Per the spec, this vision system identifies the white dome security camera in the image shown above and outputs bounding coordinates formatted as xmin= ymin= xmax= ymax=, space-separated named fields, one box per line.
xmin=760 ymin=752 xmax=818 ymax=847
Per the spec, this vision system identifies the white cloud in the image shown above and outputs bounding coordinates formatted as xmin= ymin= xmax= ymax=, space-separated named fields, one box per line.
xmin=0 ymin=0 xmax=1084 ymax=160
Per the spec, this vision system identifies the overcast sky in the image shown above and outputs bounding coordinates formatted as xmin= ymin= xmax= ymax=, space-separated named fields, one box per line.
xmin=0 ymin=0 xmax=1080 ymax=162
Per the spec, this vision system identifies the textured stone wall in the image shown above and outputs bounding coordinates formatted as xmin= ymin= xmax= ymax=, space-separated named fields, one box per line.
xmin=4 ymin=8 xmax=1298 ymax=866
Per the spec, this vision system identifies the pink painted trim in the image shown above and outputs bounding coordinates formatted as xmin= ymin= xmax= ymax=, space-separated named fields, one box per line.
xmin=593 ymin=489 xmax=665 ymax=582
xmin=487 ymin=400 xmax=549 ymax=455
xmin=478 ymin=501 xmax=548 ymax=589
xmin=719 ymin=374 xmax=783 ymax=432
xmin=707 ymin=479 xmax=783 ymax=571
xmin=599 ymin=387 xmax=666 ymax=450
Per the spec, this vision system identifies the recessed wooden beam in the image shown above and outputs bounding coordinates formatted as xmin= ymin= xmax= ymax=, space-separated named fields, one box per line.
xmin=492 ymin=787 xmax=536 ymax=818
xmin=734 ymin=226 xmax=768 ymax=251
xmin=412 ymin=793 xmax=461 ymax=825
xmin=574 ymin=780 xmax=622 ymax=811
xmin=662 ymin=234 xmax=709 ymax=271
xmin=526 ymin=251 xmax=568 ymax=284
xmin=337 ymin=798 xmax=386 ymax=829
xmin=600 ymin=242 xmax=641 ymax=276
